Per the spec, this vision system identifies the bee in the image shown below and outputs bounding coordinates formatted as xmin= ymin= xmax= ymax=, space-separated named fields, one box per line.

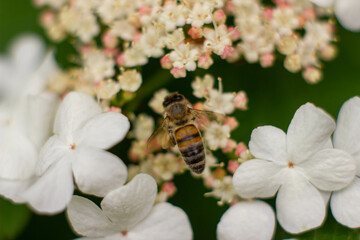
xmin=148 ymin=92 xmax=224 ymax=174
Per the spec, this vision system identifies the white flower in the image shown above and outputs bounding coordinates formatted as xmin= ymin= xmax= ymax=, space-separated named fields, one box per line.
xmin=187 ymin=3 xmax=213 ymax=28
xmin=191 ymin=74 xmax=214 ymax=98
xmin=203 ymin=25 xmax=232 ymax=56
xmin=205 ymin=89 xmax=235 ymax=114
xmin=169 ymin=43 xmax=199 ymax=71
xmin=118 ymin=69 xmax=142 ymax=92
xmin=233 ymin=103 xmax=356 ymax=233
xmin=331 ymin=96 xmax=360 ymax=228
xmin=96 ymin=79 xmax=121 ymax=100
xmin=310 ymin=0 xmax=360 ymax=32
xmin=0 ymin=35 xmax=59 ymax=202
xmin=22 ymin=91 xmax=130 ymax=214
xmin=133 ymin=114 xmax=154 ymax=141
xmin=67 ymin=173 xmax=193 ymax=240
xmin=204 ymin=122 xmax=230 ymax=150
xmin=217 ymin=200 xmax=275 ymax=240
xmin=82 ymin=49 xmax=115 ymax=83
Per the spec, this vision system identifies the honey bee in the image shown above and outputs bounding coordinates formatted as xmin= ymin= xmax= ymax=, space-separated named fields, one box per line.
xmin=148 ymin=92 xmax=224 ymax=174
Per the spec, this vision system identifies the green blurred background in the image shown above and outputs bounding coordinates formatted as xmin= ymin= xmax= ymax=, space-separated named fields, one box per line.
xmin=1 ymin=0 xmax=360 ymax=239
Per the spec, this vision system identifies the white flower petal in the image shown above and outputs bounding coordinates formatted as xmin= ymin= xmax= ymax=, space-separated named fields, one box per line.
xmin=67 ymin=195 xmax=116 ymax=238
xmin=129 ymin=202 xmax=193 ymax=240
xmin=101 ymin=174 xmax=157 ymax=231
xmin=217 ymin=201 xmax=275 ymax=240
xmin=300 ymin=149 xmax=356 ymax=191
xmin=233 ymin=160 xmax=283 ymax=199
xmin=310 ymin=0 xmax=334 ymax=8
xmin=331 ymin=177 xmax=360 ymax=228
xmin=0 ymin=178 xmax=35 ymax=203
xmin=276 ymin=170 xmax=325 ymax=234
xmin=0 ymin=128 xmax=37 ymax=179
xmin=10 ymin=35 xmax=45 ymax=74
xmin=333 ymin=96 xmax=360 ymax=175
xmin=36 ymin=135 xmax=68 ymax=176
xmin=249 ymin=126 xmax=287 ymax=166
xmin=72 ymin=147 xmax=127 ymax=197
xmin=23 ymin=158 xmax=74 ymax=214
xmin=334 ymin=0 xmax=360 ymax=32
xmin=76 ymin=112 xmax=130 ymax=149
xmin=27 ymin=92 xmax=59 ymax=150
xmin=287 ymin=103 xmax=335 ymax=164
xmin=54 ymin=92 xmax=101 ymax=142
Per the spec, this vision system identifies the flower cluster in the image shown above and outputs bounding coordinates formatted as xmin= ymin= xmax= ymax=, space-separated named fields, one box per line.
xmin=36 ymin=0 xmax=342 ymax=93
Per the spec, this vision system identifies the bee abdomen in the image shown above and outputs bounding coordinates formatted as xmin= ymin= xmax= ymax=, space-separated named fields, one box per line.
xmin=175 ymin=125 xmax=206 ymax=174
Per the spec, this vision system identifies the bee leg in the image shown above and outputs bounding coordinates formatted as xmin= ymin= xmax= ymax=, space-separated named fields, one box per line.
xmin=168 ymin=127 xmax=176 ymax=146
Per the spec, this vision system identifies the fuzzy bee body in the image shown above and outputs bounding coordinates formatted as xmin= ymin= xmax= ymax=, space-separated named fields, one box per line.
xmin=148 ymin=92 xmax=224 ymax=174
xmin=175 ymin=124 xmax=205 ymax=174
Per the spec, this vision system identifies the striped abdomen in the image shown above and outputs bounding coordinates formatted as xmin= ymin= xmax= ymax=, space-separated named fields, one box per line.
xmin=175 ymin=124 xmax=205 ymax=174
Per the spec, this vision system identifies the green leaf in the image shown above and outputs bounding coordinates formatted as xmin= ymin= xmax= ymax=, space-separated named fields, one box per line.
xmin=0 ymin=198 xmax=31 ymax=240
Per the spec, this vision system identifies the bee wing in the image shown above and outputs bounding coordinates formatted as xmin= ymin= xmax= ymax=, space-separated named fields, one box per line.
xmin=147 ymin=117 xmax=175 ymax=149
xmin=189 ymin=108 xmax=225 ymax=129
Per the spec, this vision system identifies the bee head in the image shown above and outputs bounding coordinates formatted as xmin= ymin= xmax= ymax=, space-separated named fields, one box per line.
xmin=162 ymin=93 xmax=184 ymax=108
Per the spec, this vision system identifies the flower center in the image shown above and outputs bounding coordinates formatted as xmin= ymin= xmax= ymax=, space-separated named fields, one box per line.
xmin=288 ymin=162 xmax=294 ymax=168
xmin=70 ymin=144 xmax=76 ymax=150
xmin=121 ymin=231 xmax=128 ymax=236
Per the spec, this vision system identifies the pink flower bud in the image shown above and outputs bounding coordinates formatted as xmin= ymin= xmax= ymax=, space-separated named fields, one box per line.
xmin=234 ymin=91 xmax=248 ymax=110
xmin=260 ymin=53 xmax=275 ymax=68
xmin=102 ymin=30 xmax=118 ymax=48
xmin=132 ymin=31 xmax=142 ymax=43
xmin=225 ymin=1 xmax=236 ymax=14
xmin=263 ymin=8 xmax=273 ymax=21
xmin=228 ymin=26 xmax=240 ymax=41
xmin=160 ymin=55 xmax=172 ymax=69
xmin=188 ymin=27 xmax=203 ymax=39
xmin=109 ymin=106 xmax=121 ymax=113
xmin=214 ymin=9 xmax=226 ymax=24
xmin=139 ymin=5 xmax=152 ymax=15
xmin=162 ymin=182 xmax=177 ymax=197
xmin=198 ymin=54 xmax=213 ymax=69
xmin=273 ymin=0 xmax=287 ymax=6
xmin=222 ymin=139 xmax=237 ymax=153
xmin=235 ymin=142 xmax=248 ymax=158
xmin=170 ymin=67 xmax=186 ymax=78
xmin=40 ymin=11 xmax=55 ymax=27
xmin=205 ymin=176 xmax=216 ymax=188
xmin=193 ymin=102 xmax=204 ymax=110
xmin=221 ymin=45 xmax=234 ymax=59
xmin=224 ymin=116 xmax=239 ymax=130
xmin=302 ymin=8 xmax=316 ymax=20
xmin=227 ymin=160 xmax=240 ymax=174
xmin=116 ymin=53 xmax=126 ymax=66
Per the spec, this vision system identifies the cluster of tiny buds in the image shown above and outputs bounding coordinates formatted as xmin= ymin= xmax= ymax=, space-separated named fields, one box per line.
xmin=127 ymin=74 xmax=251 ymax=205
xmin=38 ymin=0 xmax=338 ymax=102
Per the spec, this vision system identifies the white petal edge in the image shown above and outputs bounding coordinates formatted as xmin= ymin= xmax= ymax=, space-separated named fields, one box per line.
xmin=300 ymin=149 xmax=356 ymax=191
xmin=67 ymin=195 xmax=117 ymax=238
xmin=333 ymin=96 xmax=360 ymax=175
xmin=53 ymin=92 xmax=101 ymax=142
xmin=217 ymin=201 xmax=275 ymax=240
xmin=101 ymin=173 xmax=157 ymax=231
xmin=249 ymin=126 xmax=287 ymax=166
xmin=129 ymin=202 xmax=193 ymax=240
xmin=331 ymin=177 xmax=360 ymax=228
xmin=72 ymin=147 xmax=127 ymax=197
xmin=23 ymin=157 xmax=74 ymax=214
xmin=310 ymin=0 xmax=334 ymax=8
xmin=233 ymin=159 xmax=283 ymax=199
xmin=75 ymin=112 xmax=130 ymax=149
xmin=287 ymin=103 xmax=335 ymax=164
xmin=0 ymin=178 xmax=35 ymax=203
xmin=334 ymin=0 xmax=360 ymax=32
xmin=276 ymin=169 xmax=326 ymax=234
